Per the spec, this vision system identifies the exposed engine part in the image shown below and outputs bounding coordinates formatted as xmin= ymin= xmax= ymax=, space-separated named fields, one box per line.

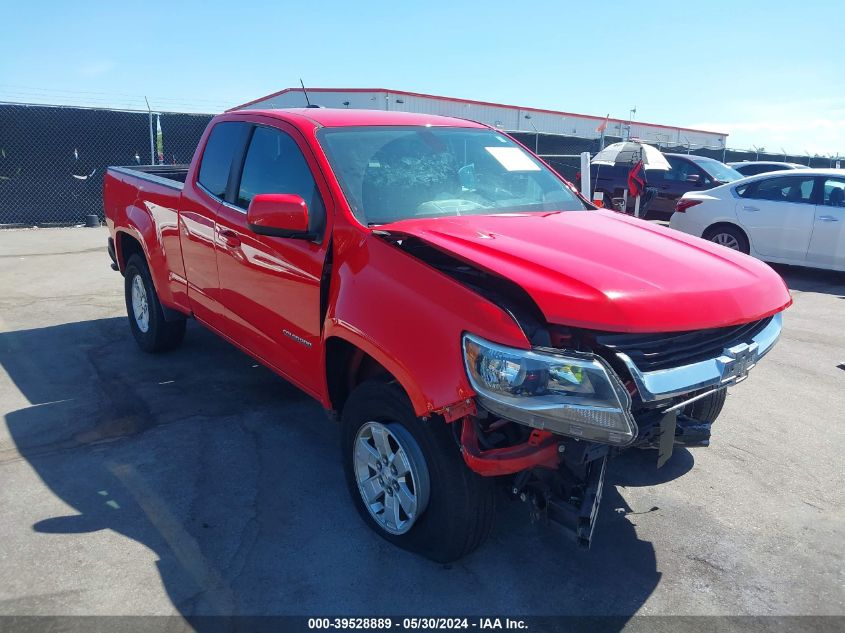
xmin=637 ymin=412 xmax=713 ymax=449
xmin=513 ymin=455 xmax=608 ymax=548
xmin=459 ymin=417 xmax=561 ymax=476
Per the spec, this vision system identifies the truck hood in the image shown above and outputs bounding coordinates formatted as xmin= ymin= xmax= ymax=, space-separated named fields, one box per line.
xmin=378 ymin=210 xmax=791 ymax=333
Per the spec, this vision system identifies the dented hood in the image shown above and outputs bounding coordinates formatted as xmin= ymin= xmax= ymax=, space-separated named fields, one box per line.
xmin=378 ymin=210 xmax=792 ymax=333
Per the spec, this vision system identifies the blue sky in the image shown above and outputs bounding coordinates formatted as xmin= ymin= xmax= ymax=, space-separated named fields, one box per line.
xmin=2 ymin=0 xmax=844 ymax=155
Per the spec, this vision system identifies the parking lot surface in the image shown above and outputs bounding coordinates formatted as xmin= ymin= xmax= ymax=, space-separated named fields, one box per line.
xmin=0 ymin=228 xmax=843 ymax=623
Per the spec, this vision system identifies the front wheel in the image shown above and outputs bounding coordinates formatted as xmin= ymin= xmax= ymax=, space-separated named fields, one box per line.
xmin=341 ymin=381 xmax=495 ymax=563
xmin=124 ymin=254 xmax=186 ymax=353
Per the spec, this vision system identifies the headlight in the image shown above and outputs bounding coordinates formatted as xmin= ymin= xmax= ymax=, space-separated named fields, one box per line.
xmin=463 ymin=334 xmax=638 ymax=445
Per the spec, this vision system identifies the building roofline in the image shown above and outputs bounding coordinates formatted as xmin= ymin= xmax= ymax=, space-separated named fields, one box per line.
xmin=229 ymin=87 xmax=729 ymax=137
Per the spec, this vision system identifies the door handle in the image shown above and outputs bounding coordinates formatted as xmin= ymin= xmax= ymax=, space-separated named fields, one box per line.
xmin=219 ymin=228 xmax=241 ymax=247
xmin=818 ymin=215 xmax=839 ymax=222
xmin=743 ymin=206 xmax=759 ymax=212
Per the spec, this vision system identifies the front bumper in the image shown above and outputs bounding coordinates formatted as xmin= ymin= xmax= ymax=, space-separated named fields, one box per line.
xmin=616 ymin=312 xmax=782 ymax=402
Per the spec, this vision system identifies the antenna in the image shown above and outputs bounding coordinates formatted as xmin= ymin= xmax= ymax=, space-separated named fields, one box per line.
xmin=299 ymin=79 xmax=311 ymax=106
xmin=298 ymin=79 xmax=322 ymax=108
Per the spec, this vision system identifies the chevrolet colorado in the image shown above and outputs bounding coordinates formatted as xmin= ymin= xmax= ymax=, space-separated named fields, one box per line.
xmin=103 ymin=108 xmax=791 ymax=563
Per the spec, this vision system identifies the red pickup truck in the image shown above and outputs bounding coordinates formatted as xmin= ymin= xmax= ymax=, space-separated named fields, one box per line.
xmin=104 ymin=108 xmax=791 ymax=562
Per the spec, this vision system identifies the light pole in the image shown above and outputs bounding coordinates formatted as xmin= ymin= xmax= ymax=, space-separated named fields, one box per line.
xmin=525 ymin=114 xmax=539 ymax=154
xmin=626 ymin=106 xmax=636 ymax=140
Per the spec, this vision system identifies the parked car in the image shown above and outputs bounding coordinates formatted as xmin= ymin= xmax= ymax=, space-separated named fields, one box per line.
xmin=592 ymin=153 xmax=743 ymax=219
xmin=103 ymin=108 xmax=790 ymax=562
xmin=728 ymin=161 xmax=810 ymax=176
xmin=670 ymin=168 xmax=845 ymax=271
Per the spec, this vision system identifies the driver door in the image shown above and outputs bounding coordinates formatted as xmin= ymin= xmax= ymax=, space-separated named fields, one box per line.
xmin=735 ymin=174 xmax=817 ymax=261
xmin=214 ymin=121 xmax=331 ymax=397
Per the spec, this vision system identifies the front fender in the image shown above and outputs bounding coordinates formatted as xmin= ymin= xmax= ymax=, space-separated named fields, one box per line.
xmin=325 ymin=229 xmax=530 ymax=417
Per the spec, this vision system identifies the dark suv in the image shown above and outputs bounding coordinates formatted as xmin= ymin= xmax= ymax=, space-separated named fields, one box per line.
xmin=592 ymin=153 xmax=743 ymax=219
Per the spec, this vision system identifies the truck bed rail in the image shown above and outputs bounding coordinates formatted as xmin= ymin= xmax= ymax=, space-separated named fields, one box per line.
xmin=107 ymin=165 xmax=190 ymax=190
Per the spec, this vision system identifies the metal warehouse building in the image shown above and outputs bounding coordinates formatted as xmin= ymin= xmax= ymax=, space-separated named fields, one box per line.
xmin=233 ymin=87 xmax=728 ymax=151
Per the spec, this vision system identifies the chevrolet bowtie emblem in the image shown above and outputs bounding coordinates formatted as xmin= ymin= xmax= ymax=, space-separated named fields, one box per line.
xmin=718 ymin=342 xmax=759 ymax=384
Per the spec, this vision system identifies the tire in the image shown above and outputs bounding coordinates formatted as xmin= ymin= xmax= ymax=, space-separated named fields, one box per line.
xmin=704 ymin=225 xmax=750 ymax=254
xmin=682 ymin=389 xmax=727 ymax=423
xmin=341 ymin=381 xmax=495 ymax=563
xmin=124 ymin=254 xmax=186 ymax=353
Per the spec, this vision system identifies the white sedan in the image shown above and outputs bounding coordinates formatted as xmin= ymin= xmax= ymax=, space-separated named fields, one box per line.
xmin=669 ymin=168 xmax=845 ymax=272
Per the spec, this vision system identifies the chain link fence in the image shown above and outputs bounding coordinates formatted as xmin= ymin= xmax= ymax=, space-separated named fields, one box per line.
xmin=0 ymin=103 xmax=214 ymax=227
xmin=1 ymin=103 xmax=841 ymax=227
xmin=509 ymin=132 xmax=623 ymax=183
xmin=510 ymin=130 xmax=842 ymax=181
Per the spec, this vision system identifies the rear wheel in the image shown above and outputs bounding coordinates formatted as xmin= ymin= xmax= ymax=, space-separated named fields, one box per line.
xmin=704 ymin=225 xmax=750 ymax=254
xmin=124 ymin=254 xmax=186 ymax=353
xmin=341 ymin=381 xmax=495 ymax=563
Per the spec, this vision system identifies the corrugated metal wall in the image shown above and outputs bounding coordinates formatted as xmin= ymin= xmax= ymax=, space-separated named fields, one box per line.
xmin=240 ymin=89 xmax=726 ymax=149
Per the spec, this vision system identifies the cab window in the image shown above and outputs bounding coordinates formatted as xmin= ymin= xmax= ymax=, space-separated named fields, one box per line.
xmin=197 ymin=122 xmax=249 ymax=198
xmin=235 ymin=126 xmax=326 ymax=235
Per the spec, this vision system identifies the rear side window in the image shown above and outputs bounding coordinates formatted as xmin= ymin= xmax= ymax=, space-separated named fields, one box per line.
xmin=822 ymin=178 xmax=845 ymax=206
xmin=236 ymin=126 xmax=326 ymax=234
xmin=197 ymin=122 xmax=249 ymax=198
xmin=741 ymin=176 xmax=816 ymax=203
xmin=664 ymin=157 xmax=702 ymax=181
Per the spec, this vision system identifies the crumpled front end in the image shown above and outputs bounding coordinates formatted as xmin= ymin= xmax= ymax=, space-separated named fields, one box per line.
xmin=455 ymin=305 xmax=785 ymax=548
xmin=372 ymin=217 xmax=789 ymax=548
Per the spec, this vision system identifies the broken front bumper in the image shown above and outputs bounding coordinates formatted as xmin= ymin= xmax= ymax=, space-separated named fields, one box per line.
xmin=616 ymin=313 xmax=783 ymax=402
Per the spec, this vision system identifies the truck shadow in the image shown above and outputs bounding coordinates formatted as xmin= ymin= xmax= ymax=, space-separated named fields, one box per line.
xmin=0 ymin=317 xmax=692 ymax=626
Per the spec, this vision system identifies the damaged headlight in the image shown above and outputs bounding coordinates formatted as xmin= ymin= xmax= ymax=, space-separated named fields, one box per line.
xmin=462 ymin=334 xmax=638 ymax=445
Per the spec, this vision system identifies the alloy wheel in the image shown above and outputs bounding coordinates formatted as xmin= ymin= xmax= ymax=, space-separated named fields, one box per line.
xmin=131 ymin=274 xmax=150 ymax=333
xmin=353 ymin=421 xmax=430 ymax=535
xmin=711 ymin=232 xmax=740 ymax=250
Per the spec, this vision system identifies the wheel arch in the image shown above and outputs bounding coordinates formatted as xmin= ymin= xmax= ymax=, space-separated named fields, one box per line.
xmin=324 ymin=333 xmax=419 ymax=416
xmin=115 ymin=229 xmax=146 ymax=274
xmin=116 ymin=227 xmax=187 ymax=322
xmin=702 ymin=221 xmax=750 ymax=249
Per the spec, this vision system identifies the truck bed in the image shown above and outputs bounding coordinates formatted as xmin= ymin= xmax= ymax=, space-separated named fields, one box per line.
xmin=107 ymin=164 xmax=191 ymax=190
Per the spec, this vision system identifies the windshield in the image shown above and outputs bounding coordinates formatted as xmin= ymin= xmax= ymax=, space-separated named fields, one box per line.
xmin=318 ymin=126 xmax=587 ymax=225
xmin=690 ymin=157 xmax=743 ymax=182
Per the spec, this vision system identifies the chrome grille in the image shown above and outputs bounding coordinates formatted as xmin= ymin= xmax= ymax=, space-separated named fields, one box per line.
xmin=594 ymin=317 xmax=773 ymax=372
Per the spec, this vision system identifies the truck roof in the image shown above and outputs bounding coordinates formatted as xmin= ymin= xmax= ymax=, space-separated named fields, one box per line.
xmin=231 ymin=107 xmax=488 ymax=129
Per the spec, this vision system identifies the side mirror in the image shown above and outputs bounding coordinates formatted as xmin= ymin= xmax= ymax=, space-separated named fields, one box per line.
xmin=685 ymin=173 xmax=702 ymax=185
xmin=247 ymin=193 xmax=314 ymax=239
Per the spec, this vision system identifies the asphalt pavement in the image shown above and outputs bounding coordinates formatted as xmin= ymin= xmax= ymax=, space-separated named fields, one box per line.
xmin=0 ymin=227 xmax=842 ymax=625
